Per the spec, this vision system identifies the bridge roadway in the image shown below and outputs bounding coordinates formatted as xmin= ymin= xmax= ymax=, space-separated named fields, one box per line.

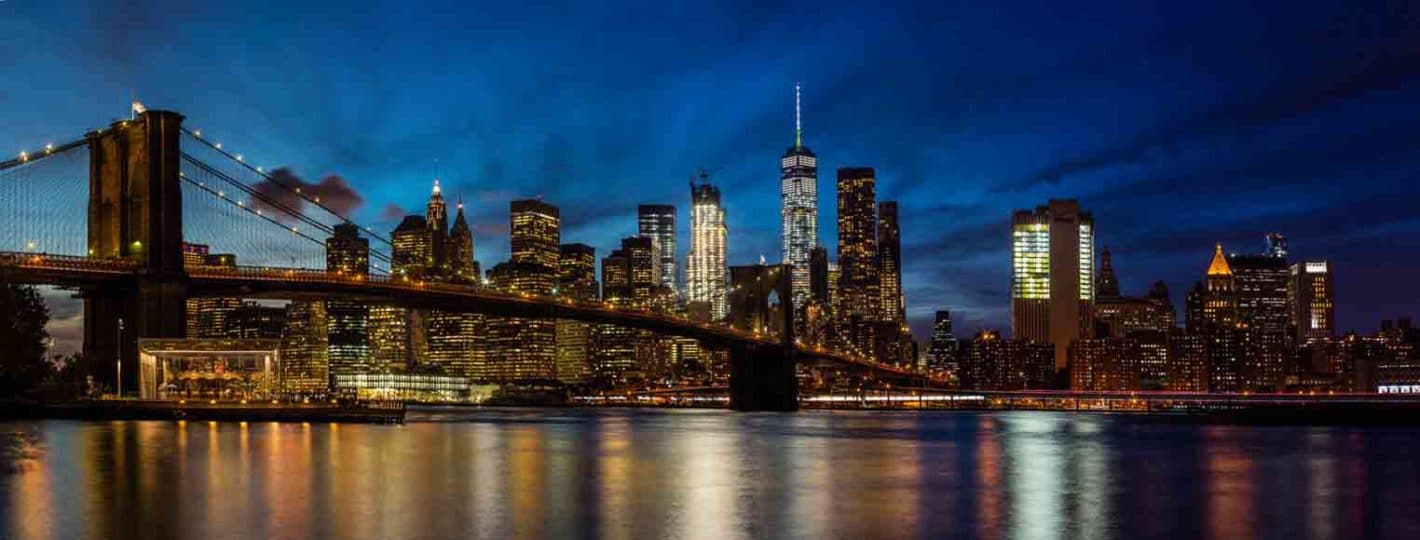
xmin=0 ymin=252 xmax=934 ymax=382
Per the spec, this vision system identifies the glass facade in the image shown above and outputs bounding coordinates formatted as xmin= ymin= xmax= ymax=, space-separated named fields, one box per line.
xmin=688 ymin=174 xmax=727 ymax=320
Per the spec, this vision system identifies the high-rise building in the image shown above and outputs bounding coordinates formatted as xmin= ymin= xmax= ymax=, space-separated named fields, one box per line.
xmin=374 ymin=215 xmax=431 ymax=373
xmin=638 ymin=204 xmax=677 ymax=295
xmin=780 ymin=83 xmax=818 ymax=317
xmin=182 ymin=243 xmax=241 ymax=338
xmin=836 ymin=167 xmax=879 ymax=322
xmin=224 ymin=302 xmax=286 ymax=339
xmin=1290 ymin=260 xmax=1334 ymax=347
xmin=926 ymin=310 xmax=958 ymax=373
xmin=282 ymin=301 xmax=328 ymax=394
xmin=447 ymin=199 xmax=478 ymax=282
xmin=1011 ymin=199 xmax=1094 ymax=372
xmin=485 ymin=261 xmax=556 ymax=382
xmin=510 ymin=199 xmax=560 ymax=270
xmin=808 ymin=245 xmax=831 ymax=305
xmin=556 ymin=243 xmax=598 ymax=384
xmin=1095 ymin=246 xmax=1120 ymax=299
xmin=1070 ymin=338 xmax=1140 ymax=391
xmin=325 ymin=223 xmax=371 ymax=377
xmin=687 ymin=171 xmax=727 ymax=321
xmin=391 ymin=215 xmax=433 ymax=276
xmin=427 ymin=180 xmax=448 ymax=271
xmin=878 ymin=201 xmax=904 ymax=323
xmin=1229 ymin=252 xmax=1290 ymax=390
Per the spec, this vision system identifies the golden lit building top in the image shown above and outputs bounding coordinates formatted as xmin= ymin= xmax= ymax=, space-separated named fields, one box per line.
xmin=1207 ymin=243 xmax=1232 ymax=276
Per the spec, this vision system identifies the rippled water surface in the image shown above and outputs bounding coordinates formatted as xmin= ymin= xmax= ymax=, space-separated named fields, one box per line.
xmin=2 ymin=408 xmax=1418 ymax=539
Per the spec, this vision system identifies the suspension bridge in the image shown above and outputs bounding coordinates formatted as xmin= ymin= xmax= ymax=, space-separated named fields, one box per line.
xmin=0 ymin=109 xmax=940 ymax=411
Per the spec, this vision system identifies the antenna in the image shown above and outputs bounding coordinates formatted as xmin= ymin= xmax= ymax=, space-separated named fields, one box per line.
xmin=794 ymin=82 xmax=802 ymax=147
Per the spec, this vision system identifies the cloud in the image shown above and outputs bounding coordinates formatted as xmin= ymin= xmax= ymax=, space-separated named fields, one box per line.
xmin=249 ymin=168 xmax=364 ymax=223
xmin=379 ymin=203 xmax=410 ymax=223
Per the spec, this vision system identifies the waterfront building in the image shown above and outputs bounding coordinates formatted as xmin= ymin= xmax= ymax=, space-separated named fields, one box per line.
xmin=281 ymin=301 xmax=328 ymax=394
xmin=224 ymin=302 xmax=286 ymax=339
xmin=485 ymin=261 xmax=557 ymax=382
xmin=183 ymin=244 xmax=242 ymax=338
xmin=638 ymin=204 xmax=677 ymax=295
xmin=687 ymin=171 xmax=728 ymax=320
xmin=1070 ymin=338 xmax=1140 ymax=391
xmin=926 ymin=310 xmax=958 ymax=374
xmin=836 ymin=167 xmax=879 ymax=322
xmin=556 ymin=243 xmax=598 ymax=384
xmin=780 ymin=83 xmax=819 ymax=318
xmin=1229 ymin=252 xmax=1290 ymax=390
xmin=1011 ymin=199 xmax=1094 ymax=371
xmin=325 ymin=223 xmax=371 ymax=377
xmin=1289 ymin=260 xmax=1335 ymax=347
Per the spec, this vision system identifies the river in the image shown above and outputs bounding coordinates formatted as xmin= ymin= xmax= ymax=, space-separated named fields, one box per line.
xmin=2 ymin=408 xmax=1417 ymax=539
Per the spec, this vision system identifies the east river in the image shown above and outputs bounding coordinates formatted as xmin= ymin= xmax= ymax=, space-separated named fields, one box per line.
xmin=2 ymin=408 xmax=1418 ymax=539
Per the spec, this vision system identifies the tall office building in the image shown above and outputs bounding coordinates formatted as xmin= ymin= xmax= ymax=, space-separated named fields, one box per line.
xmin=1191 ymin=244 xmax=1243 ymax=392
xmin=1229 ymin=252 xmax=1290 ymax=390
xmin=510 ymin=199 xmax=561 ymax=270
xmin=638 ymin=204 xmax=677 ymax=295
xmin=927 ymin=310 xmax=958 ymax=373
xmin=374 ymin=215 xmax=430 ymax=372
xmin=808 ymin=245 xmax=831 ymax=305
xmin=596 ymin=238 xmax=658 ymax=383
xmin=390 ymin=215 xmax=433 ymax=276
xmin=878 ymin=201 xmax=904 ymax=322
xmin=1011 ymin=199 xmax=1094 ymax=372
xmin=182 ymin=243 xmax=241 ymax=338
xmin=447 ymin=200 xmax=478 ymax=282
xmin=836 ymin=167 xmax=879 ymax=323
xmin=687 ymin=171 xmax=728 ymax=320
xmin=1096 ymin=246 xmax=1120 ymax=299
xmin=556 ymin=243 xmax=598 ymax=383
xmin=780 ymin=83 xmax=818 ymax=316
xmin=281 ymin=301 xmax=328 ymax=394
xmin=484 ymin=200 xmax=560 ymax=382
xmin=325 ymin=223 xmax=371 ymax=377
xmin=1289 ymin=261 xmax=1335 ymax=346
xmin=427 ymin=180 xmax=448 ymax=272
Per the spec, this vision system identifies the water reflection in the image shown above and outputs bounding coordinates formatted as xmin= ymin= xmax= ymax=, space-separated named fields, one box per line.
xmin=2 ymin=410 xmax=1419 ymax=539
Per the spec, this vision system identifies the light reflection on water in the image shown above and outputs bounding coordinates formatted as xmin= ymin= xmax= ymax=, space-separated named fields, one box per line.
xmin=2 ymin=409 xmax=1419 ymax=540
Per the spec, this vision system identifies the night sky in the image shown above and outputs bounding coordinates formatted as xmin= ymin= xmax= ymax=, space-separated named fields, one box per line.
xmin=4 ymin=1 xmax=1420 ymax=352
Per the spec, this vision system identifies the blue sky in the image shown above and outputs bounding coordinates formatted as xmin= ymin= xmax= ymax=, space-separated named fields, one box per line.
xmin=4 ymin=0 xmax=1420 ymax=349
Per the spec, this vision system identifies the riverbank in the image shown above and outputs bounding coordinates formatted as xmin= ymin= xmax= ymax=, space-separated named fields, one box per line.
xmin=3 ymin=400 xmax=406 ymax=424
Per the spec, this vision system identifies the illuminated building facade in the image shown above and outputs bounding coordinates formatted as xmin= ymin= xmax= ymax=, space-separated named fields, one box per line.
xmin=1070 ymin=338 xmax=1140 ymax=391
xmin=426 ymin=180 xmax=448 ymax=270
xmin=325 ymin=223 xmax=371 ymax=376
xmin=927 ymin=310 xmax=957 ymax=373
xmin=425 ymin=198 xmax=485 ymax=378
xmin=486 ymin=261 xmax=557 ymax=382
xmin=1229 ymin=252 xmax=1290 ymax=390
xmin=595 ymin=237 xmax=658 ymax=382
xmin=878 ymin=201 xmax=903 ymax=323
xmin=687 ymin=172 xmax=727 ymax=320
xmin=224 ymin=302 xmax=286 ymax=339
xmin=182 ymin=243 xmax=242 ymax=338
xmin=556 ymin=243 xmax=598 ymax=383
xmin=510 ymin=199 xmax=561 ymax=270
xmin=781 ymin=83 xmax=818 ymax=318
xmin=638 ymin=204 xmax=677 ymax=295
xmin=1290 ymin=260 xmax=1334 ymax=347
xmin=1011 ymin=199 xmax=1094 ymax=372
xmin=836 ymin=167 xmax=879 ymax=322
xmin=281 ymin=301 xmax=328 ymax=394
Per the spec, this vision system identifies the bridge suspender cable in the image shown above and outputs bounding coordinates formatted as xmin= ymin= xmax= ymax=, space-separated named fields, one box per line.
xmin=179 ymin=127 xmax=395 ymax=249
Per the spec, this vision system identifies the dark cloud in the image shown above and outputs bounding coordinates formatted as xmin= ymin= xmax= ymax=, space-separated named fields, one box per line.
xmin=379 ymin=203 xmax=410 ymax=223
xmin=250 ymin=168 xmax=364 ymax=223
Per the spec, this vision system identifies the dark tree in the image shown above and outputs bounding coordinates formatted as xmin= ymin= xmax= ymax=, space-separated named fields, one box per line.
xmin=0 ymin=277 xmax=51 ymax=395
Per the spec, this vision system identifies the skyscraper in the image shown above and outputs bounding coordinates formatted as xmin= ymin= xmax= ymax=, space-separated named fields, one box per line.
xmin=687 ymin=171 xmax=727 ymax=321
xmin=927 ymin=310 xmax=957 ymax=373
xmin=638 ymin=204 xmax=677 ymax=295
xmin=281 ymin=301 xmax=327 ymax=394
xmin=1010 ymin=199 xmax=1094 ymax=372
xmin=877 ymin=201 xmax=904 ymax=322
xmin=780 ymin=83 xmax=818 ymax=316
xmin=325 ymin=223 xmax=371 ymax=377
xmin=425 ymin=196 xmax=486 ymax=379
xmin=1290 ymin=260 xmax=1334 ymax=346
xmin=556 ymin=243 xmax=597 ymax=383
xmin=596 ymin=238 xmax=658 ymax=382
xmin=427 ymin=180 xmax=448 ymax=271
xmin=1229 ymin=251 xmax=1290 ymax=390
xmin=1095 ymin=246 xmax=1120 ymax=299
xmin=510 ymin=199 xmax=561 ymax=270
xmin=836 ymin=167 xmax=879 ymax=322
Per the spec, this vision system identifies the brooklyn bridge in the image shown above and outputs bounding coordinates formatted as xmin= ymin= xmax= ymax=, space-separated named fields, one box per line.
xmin=0 ymin=109 xmax=940 ymax=411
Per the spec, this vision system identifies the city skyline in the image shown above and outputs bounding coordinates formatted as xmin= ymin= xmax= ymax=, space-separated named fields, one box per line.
xmin=4 ymin=1 xmax=1420 ymax=350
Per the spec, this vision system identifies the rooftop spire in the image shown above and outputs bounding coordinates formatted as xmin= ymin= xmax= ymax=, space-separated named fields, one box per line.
xmin=1207 ymin=243 xmax=1232 ymax=276
xmin=794 ymin=82 xmax=802 ymax=148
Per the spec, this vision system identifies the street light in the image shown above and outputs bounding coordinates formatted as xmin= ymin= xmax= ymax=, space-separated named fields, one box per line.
xmin=116 ymin=318 xmax=125 ymax=398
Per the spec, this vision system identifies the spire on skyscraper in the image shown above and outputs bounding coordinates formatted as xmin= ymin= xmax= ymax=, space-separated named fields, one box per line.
xmin=794 ymin=82 xmax=802 ymax=148
xmin=1207 ymin=243 xmax=1232 ymax=276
